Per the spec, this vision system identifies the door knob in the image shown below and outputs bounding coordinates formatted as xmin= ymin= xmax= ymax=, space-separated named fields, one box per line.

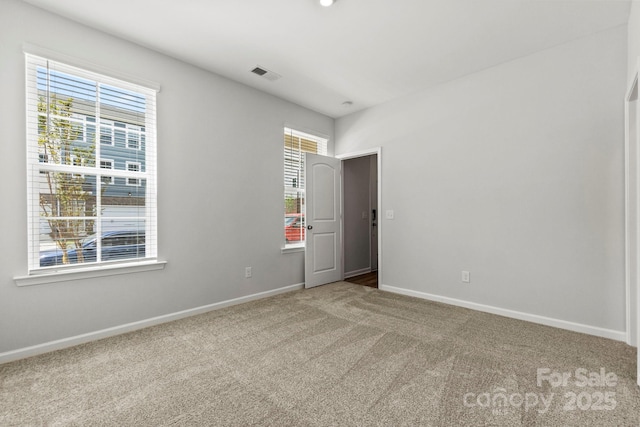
xmin=307 ymin=225 xmax=313 ymax=230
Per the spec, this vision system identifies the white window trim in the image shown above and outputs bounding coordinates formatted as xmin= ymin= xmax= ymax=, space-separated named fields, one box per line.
xmin=100 ymin=120 xmax=115 ymax=146
xmin=126 ymin=161 xmax=142 ymax=186
xmin=281 ymin=244 xmax=305 ymax=254
xmin=126 ymin=125 xmax=143 ymax=150
xmin=100 ymin=158 xmax=114 ymax=184
xmin=14 ymin=260 xmax=167 ymax=287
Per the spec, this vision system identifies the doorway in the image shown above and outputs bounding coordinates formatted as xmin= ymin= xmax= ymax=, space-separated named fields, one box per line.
xmin=339 ymin=149 xmax=381 ymax=289
xmin=346 ymin=271 xmax=378 ymax=288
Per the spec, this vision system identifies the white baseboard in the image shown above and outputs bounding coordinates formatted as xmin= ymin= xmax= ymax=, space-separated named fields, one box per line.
xmin=380 ymin=284 xmax=626 ymax=342
xmin=0 ymin=283 xmax=304 ymax=365
xmin=344 ymin=268 xmax=372 ymax=279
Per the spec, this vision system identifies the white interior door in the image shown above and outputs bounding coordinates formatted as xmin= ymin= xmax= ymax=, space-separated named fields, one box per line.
xmin=305 ymin=153 xmax=342 ymax=288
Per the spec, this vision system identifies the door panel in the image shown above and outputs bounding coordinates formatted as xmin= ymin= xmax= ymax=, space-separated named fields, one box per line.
xmin=312 ymin=233 xmax=337 ymax=272
xmin=305 ymin=153 xmax=342 ymax=288
xmin=311 ymin=164 xmax=337 ymax=220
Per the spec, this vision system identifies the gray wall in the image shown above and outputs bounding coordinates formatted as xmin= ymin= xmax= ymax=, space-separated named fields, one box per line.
xmin=628 ymin=1 xmax=639 ymax=83
xmin=343 ymin=156 xmax=372 ymax=275
xmin=335 ymin=26 xmax=628 ymax=333
xmin=0 ymin=0 xmax=333 ymax=354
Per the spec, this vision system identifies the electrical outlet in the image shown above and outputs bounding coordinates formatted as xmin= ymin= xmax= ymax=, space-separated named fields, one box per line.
xmin=245 ymin=267 xmax=252 ymax=278
xmin=461 ymin=270 xmax=470 ymax=283
xmin=385 ymin=210 xmax=394 ymax=220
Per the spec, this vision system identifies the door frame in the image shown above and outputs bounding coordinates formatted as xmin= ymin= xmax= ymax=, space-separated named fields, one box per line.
xmin=336 ymin=147 xmax=382 ymax=285
xmin=625 ymin=60 xmax=639 ymax=350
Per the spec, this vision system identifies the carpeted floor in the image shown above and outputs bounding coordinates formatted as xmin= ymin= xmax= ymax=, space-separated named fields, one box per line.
xmin=1 ymin=282 xmax=639 ymax=426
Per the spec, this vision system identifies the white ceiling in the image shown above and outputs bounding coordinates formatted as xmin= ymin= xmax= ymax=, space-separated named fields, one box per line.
xmin=22 ymin=0 xmax=631 ymax=118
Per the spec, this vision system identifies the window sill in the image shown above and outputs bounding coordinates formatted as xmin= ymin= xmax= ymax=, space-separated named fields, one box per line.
xmin=281 ymin=244 xmax=305 ymax=254
xmin=14 ymin=260 xmax=167 ymax=287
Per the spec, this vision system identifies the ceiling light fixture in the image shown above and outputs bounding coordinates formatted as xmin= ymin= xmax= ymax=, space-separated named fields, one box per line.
xmin=320 ymin=0 xmax=335 ymax=7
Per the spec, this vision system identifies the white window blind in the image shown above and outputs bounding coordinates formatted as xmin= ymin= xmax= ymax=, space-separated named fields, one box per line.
xmin=284 ymin=127 xmax=327 ymax=246
xmin=25 ymin=54 xmax=158 ymax=272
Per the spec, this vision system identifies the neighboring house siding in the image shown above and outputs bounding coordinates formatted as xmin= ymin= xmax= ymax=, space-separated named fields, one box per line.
xmin=38 ymin=99 xmax=147 ymax=236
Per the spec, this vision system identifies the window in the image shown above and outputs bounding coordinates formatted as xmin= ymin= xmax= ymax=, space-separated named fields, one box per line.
xmin=26 ymin=53 xmax=158 ymax=272
xmin=70 ymin=155 xmax=86 ymax=179
xmin=127 ymin=124 xmax=143 ymax=150
xmin=126 ymin=161 xmax=141 ymax=186
xmin=283 ymin=127 xmax=328 ymax=246
xmin=100 ymin=159 xmax=114 ymax=184
xmin=38 ymin=153 xmax=49 ymax=174
xmin=100 ymin=119 xmax=114 ymax=145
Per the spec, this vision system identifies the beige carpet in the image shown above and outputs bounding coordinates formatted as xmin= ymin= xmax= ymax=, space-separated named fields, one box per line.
xmin=1 ymin=282 xmax=639 ymax=426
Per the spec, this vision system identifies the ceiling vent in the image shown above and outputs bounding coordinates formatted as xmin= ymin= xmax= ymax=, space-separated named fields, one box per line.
xmin=251 ymin=66 xmax=281 ymax=82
